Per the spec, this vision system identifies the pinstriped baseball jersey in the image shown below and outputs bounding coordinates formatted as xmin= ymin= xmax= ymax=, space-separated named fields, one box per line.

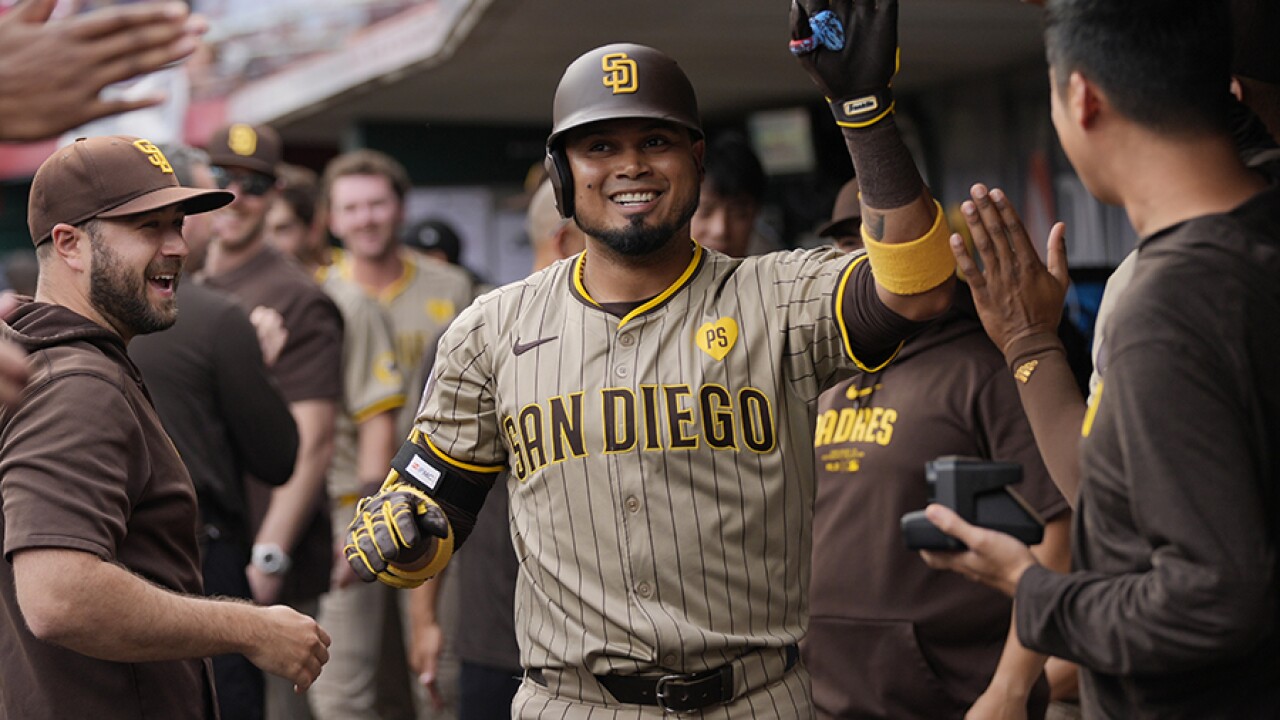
xmin=327 ymin=248 xmax=475 ymax=437
xmin=318 ymin=273 xmax=405 ymax=500
xmin=415 ymin=242 xmax=898 ymax=686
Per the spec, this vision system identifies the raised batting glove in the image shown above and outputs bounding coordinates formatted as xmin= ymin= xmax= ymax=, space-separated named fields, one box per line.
xmin=790 ymin=0 xmax=900 ymax=128
xmin=344 ymin=484 xmax=452 ymax=589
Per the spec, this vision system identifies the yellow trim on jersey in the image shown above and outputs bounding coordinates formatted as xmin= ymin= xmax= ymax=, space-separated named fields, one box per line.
xmin=860 ymin=200 xmax=956 ymax=295
xmin=835 ymin=253 xmax=903 ymax=373
xmin=572 ymin=243 xmax=704 ymax=329
xmin=325 ymin=248 xmax=416 ymax=306
xmin=378 ymin=250 xmax=418 ymax=305
xmin=1081 ymin=380 xmax=1103 ymax=437
xmin=352 ymin=394 xmax=407 ymax=424
xmin=418 ymin=430 xmax=506 ymax=474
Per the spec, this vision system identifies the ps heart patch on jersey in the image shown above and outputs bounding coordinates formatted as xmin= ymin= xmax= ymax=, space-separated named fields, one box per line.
xmin=695 ymin=318 xmax=738 ymax=361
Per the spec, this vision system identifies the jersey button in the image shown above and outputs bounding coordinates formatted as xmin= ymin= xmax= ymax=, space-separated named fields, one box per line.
xmin=636 ymin=582 xmax=652 ymax=598
xmin=625 ymin=496 xmax=641 ymax=513
xmin=619 ymin=333 xmax=635 ymax=347
xmin=662 ymin=653 xmax=677 ymax=666
xmin=615 ymin=365 xmax=630 ymax=378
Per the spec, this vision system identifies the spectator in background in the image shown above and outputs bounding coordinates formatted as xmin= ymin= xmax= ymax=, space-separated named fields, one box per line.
xmin=204 ymin=122 xmax=345 ymax=720
xmin=404 ymin=217 xmax=491 ymax=293
xmin=815 ymin=177 xmax=864 ymax=252
xmin=266 ymin=164 xmax=414 ymax=720
xmin=321 ymin=148 xmax=477 ymax=719
xmin=690 ymin=132 xmax=768 ymax=257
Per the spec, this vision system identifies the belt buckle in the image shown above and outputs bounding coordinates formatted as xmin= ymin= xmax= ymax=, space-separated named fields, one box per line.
xmin=654 ymin=672 xmax=699 ymax=713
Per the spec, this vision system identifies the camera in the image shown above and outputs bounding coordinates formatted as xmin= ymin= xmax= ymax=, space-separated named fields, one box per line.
xmin=901 ymin=456 xmax=1045 ymax=551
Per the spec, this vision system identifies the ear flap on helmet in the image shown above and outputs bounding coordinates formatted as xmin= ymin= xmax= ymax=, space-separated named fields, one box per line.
xmin=544 ymin=148 xmax=574 ymax=219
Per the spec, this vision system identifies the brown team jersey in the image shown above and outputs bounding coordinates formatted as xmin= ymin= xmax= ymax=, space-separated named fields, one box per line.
xmin=204 ymin=246 xmax=344 ymax=405
xmin=204 ymin=245 xmax=344 ymax=602
xmin=807 ymin=300 xmax=1066 ymax=718
xmin=0 ymin=302 xmax=212 ymax=719
xmin=415 ymin=245 xmax=907 ymax=687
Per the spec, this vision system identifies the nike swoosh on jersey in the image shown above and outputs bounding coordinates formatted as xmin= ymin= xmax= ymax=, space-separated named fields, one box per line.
xmin=512 ymin=336 xmax=559 ymax=356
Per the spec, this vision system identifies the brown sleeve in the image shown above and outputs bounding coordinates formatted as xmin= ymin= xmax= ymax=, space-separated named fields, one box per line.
xmin=273 ymin=291 xmax=344 ymax=404
xmin=1 ymin=375 xmax=136 ymax=561
xmin=837 ymin=258 xmax=932 ymax=369
xmin=1003 ymin=332 xmax=1086 ymax=506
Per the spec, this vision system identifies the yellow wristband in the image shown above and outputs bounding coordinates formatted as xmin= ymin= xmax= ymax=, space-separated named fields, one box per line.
xmin=861 ymin=200 xmax=955 ymax=295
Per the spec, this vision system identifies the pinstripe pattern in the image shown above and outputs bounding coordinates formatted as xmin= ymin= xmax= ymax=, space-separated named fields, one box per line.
xmin=417 ymin=244 xmax=869 ymax=716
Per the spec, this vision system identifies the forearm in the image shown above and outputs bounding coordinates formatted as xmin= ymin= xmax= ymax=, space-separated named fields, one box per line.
xmin=410 ymin=573 xmax=445 ymax=628
xmin=14 ymin=549 xmax=264 ymax=662
xmin=842 ymin=121 xmax=931 ymax=239
xmin=1003 ymin=333 xmax=1085 ymax=505
xmin=355 ymin=411 xmax=399 ymax=495
xmin=984 ymin=519 xmax=1071 ymax=699
xmin=841 ymin=123 xmax=954 ymax=321
xmin=256 ymin=399 xmax=336 ymax=553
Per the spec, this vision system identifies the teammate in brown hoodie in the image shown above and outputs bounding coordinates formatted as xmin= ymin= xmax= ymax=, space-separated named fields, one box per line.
xmin=807 ymin=278 xmax=1070 ymax=719
xmin=0 ymin=136 xmax=331 ymax=719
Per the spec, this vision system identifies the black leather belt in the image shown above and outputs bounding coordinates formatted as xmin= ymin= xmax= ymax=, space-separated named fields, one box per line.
xmin=528 ymin=644 xmax=798 ymax=713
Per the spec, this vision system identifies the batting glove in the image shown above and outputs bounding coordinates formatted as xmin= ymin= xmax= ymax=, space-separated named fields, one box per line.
xmin=790 ymin=0 xmax=900 ymax=128
xmin=344 ymin=484 xmax=452 ymax=588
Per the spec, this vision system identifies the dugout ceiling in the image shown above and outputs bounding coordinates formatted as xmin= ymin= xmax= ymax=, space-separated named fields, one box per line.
xmin=231 ymin=0 xmax=1048 ymax=146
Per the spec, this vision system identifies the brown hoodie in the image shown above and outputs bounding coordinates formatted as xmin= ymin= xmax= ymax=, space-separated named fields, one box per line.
xmin=0 ymin=300 xmax=213 ymax=719
xmin=805 ymin=289 xmax=1068 ymax=719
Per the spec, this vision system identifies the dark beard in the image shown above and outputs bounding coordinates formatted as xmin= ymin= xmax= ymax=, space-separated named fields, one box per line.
xmin=90 ymin=236 xmax=179 ymax=336
xmin=576 ymin=191 xmax=699 ymax=258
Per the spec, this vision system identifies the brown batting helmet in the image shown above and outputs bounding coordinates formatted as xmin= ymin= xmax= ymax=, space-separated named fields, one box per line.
xmin=544 ymin=43 xmax=702 ymax=218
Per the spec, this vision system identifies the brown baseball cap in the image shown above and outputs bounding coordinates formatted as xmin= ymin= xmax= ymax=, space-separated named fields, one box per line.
xmin=206 ymin=123 xmax=282 ymax=177
xmin=817 ymin=177 xmax=863 ymax=238
xmin=28 ymin=136 xmax=233 ymax=247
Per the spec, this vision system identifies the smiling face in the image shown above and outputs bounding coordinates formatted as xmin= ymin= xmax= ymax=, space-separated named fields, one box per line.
xmin=562 ymin=118 xmax=703 ymax=258
xmin=208 ymin=166 xmax=275 ymax=253
xmin=87 ymin=206 xmax=188 ymax=339
xmin=327 ymin=173 xmax=403 ymax=262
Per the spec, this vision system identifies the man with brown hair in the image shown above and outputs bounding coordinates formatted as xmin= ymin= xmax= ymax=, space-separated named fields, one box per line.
xmin=0 ymin=135 xmax=331 ymax=719
xmin=314 ymin=148 xmax=474 ymax=719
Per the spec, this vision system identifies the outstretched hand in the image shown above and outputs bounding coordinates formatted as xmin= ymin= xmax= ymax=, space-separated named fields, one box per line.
xmin=789 ymin=0 xmax=899 ymax=127
xmin=0 ymin=0 xmax=207 ymax=142
xmin=950 ymin=184 xmax=1070 ymax=358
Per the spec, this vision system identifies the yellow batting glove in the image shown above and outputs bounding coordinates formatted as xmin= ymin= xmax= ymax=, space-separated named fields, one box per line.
xmin=344 ymin=483 xmax=453 ymax=588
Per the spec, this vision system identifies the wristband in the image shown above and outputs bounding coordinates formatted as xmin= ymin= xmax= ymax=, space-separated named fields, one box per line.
xmin=830 ymin=90 xmax=895 ymax=129
xmin=861 ymin=201 xmax=956 ymax=295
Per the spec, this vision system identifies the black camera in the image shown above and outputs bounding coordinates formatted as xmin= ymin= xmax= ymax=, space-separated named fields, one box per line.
xmin=901 ymin=456 xmax=1045 ymax=551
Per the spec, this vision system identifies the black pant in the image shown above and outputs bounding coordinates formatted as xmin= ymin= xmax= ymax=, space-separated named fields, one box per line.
xmin=459 ymin=661 xmax=522 ymax=720
xmin=202 ymin=531 xmax=265 ymax=720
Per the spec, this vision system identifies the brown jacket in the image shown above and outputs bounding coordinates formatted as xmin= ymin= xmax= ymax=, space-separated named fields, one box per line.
xmin=0 ymin=301 xmax=213 ymax=719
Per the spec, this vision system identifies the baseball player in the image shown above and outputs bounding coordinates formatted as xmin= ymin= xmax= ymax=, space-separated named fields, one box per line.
xmin=344 ymin=2 xmax=956 ymax=716
xmin=920 ymin=0 xmax=1280 ymax=717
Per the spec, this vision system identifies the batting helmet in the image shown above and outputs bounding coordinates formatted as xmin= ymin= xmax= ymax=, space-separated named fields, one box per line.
xmin=544 ymin=43 xmax=703 ymax=218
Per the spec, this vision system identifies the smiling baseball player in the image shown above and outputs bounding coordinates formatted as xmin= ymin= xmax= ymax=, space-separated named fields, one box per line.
xmin=344 ymin=2 xmax=957 ymax=716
